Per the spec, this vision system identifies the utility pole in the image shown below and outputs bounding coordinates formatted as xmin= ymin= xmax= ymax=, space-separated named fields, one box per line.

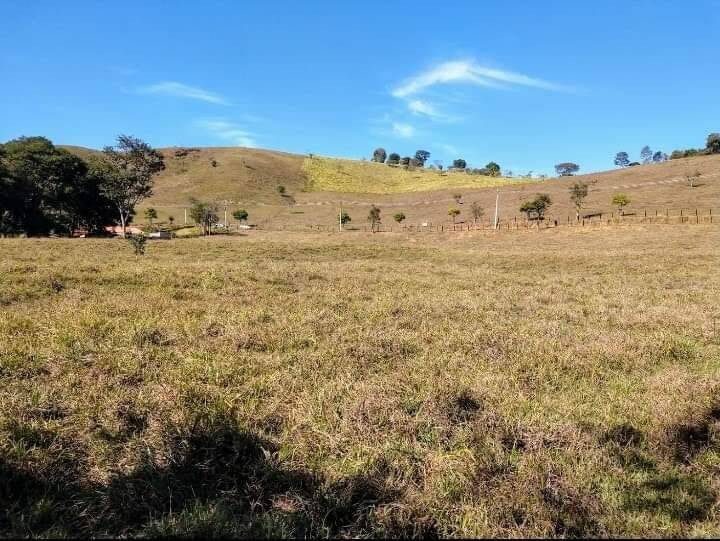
xmin=184 ymin=208 xmax=187 ymax=225
xmin=493 ymin=189 xmax=500 ymax=230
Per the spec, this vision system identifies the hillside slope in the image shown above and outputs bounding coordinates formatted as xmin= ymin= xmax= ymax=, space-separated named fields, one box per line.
xmin=64 ymin=146 xmax=720 ymax=227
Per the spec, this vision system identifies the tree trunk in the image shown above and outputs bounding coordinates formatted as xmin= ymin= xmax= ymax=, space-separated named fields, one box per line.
xmin=119 ymin=212 xmax=127 ymax=238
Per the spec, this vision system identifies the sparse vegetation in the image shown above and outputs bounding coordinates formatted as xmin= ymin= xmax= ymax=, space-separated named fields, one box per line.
xmin=144 ymin=207 xmax=157 ymax=226
xmin=232 ymin=209 xmax=249 ymax=223
xmin=368 ymin=205 xmax=381 ymax=232
xmin=125 ymin=233 xmax=146 ymax=255
xmin=520 ymin=193 xmax=552 ymax=223
xmin=189 ymin=199 xmax=219 ymax=235
xmin=448 ymin=207 xmax=460 ymax=224
xmin=470 ymin=201 xmax=484 ymax=224
xmin=612 ymin=193 xmax=630 ymax=215
xmin=569 ymin=181 xmax=589 ymax=221
xmin=393 ymin=212 xmax=406 ymax=224
xmin=686 ymin=170 xmax=701 ymax=188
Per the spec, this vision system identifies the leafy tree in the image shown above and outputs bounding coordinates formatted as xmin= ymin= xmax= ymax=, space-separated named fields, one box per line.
xmin=100 ymin=135 xmax=165 ymax=237
xmin=368 ymin=205 xmax=381 ymax=232
xmin=448 ymin=207 xmax=461 ymax=224
xmin=399 ymin=156 xmax=411 ymax=167
xmin=189 ymin=199 xmax=219 ymax=235
xmin=338 ymin=210 xmax=351 ymax=225
xmin=670 ymin=150 xmax=685 ymax=160
xmin=168 ymin=215 xmax=175 ymax=225
xmin=452 ymin=158 xmax=467 ymax=170
xmin=485 ymin=162 xmax=501 ymax=177
xmin=232 ymin=209 xmax=248 ymax=222
xmin=707 ymin=133 xmax=720 ymax=154
xmin=614 ymin=151 xmax=630 ymax=167
xmin=520 ymin=194 xmax=552 ymax=224
xmin=387 ymin=153 xmax=400 ymax=165
xmin=277 ymin=185 xmax=286 ymax=195
xmin=393 ymin=212 xmax=406 ymax=224
xmin=652 ymin=151 xmax=667 ymax=163
xmin=144 ymin=207 xmax=157 ymax=226
xmin=640 ymin=146 xmax=652 ymax=164
xmin=414 ymin=150 xmax=430 ymax=165
xmin=612 ymin=193 xmax=630 ymax=215
xmin=126 ymin=234 xmax=147 ymax=255
xmin=470 ymin=201 xmax=484 ymax=224
xmin=0 ymin=136 xmax=114 ymax=236
xmin=555 ymin=162 xmax=579 ymax=176
xmin=569 ymin=181 xmax=589 ymax=221
xmin=372 ymin=148 xmax=387 ymax=163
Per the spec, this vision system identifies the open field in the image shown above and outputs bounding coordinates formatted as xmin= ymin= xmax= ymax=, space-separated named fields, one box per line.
xmin=2 ymin=226 xmax=719 ymax=537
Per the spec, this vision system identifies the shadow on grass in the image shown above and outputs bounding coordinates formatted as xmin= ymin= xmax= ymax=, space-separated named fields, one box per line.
xmin=1 ymin=416 xmax=437 ymax=538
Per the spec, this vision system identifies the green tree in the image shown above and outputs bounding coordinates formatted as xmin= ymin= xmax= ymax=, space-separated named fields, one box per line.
xmin=569 ymin=181 xmax=589 ymax=221
xmin=614 ymin=151 xmax=630 ymax=167
xmin=189 ymin=199 xmax=219 ymax=235
xmin=520 ymin=194 xmax=552 ymax=225
xmin=612 ymin=193 xmax=630 ymax=215
xmin=144 ymin=207 xmax=158 ymax=226
xmin=368 ymin=205 xmax=381 ymax=232
xmin=0 ymin=136 xmax=114 ymax=236
xmin=485 ymin=161 xmax=501 ymax=177
xmin=452 ymin=158 xmax=467 ymax=169
xmin=232 ymin=209 xmax=249 ymax=223
xmin=707 ymin=133 xmax=720 ymax=154
xmin=414 ymin=150 xmax=430 ymax=165
xmin=393 ymin=212 xmax=406 ymax=224
xmin=100 ymin=135 xmax=165 ymax=237
xmin=126 ymin=234 xmax=147 ymax=255
xmin=448 ymin=207 xmax=461 ymax=224
xmin=652 ymin=151 xmax=667 ymax=163
xmin=372 ymin=148 xmax=387 ymax=163
xmin=338 ymin=210 xmax=351 ymax=225
xmin=387 ymin=153 xmax=400 ymax=165
xmin=400 ymin=156 xmax=411 ymax=167
xmin=555 ymin=162 xmax=579 ymax=176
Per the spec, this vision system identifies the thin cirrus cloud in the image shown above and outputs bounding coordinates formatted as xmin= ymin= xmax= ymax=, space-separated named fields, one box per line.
xmin=138 ymin=81 xmax=230 ymax=105
xmin=392 ymin=122 xmax=415 ymax=138
xmin=392 ymin=59 xmax=570 ymax=98
xmin=195 ymin=119 xmax=257 ymax=148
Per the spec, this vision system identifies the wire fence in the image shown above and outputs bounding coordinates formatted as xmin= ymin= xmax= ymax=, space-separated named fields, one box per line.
xmin=254 ymin=207 xmax=719 ymax=233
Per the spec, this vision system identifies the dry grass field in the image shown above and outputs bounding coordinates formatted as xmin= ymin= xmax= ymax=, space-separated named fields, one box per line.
xmin=2 ymin=225 xmax=719 ymax=537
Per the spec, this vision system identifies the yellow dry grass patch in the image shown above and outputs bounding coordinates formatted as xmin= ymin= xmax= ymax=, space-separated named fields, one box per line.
xmin=302 ymin=155 xmax=535 ymax=194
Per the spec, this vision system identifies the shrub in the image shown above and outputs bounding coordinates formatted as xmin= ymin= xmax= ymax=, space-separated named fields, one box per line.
xmin=520 ymin=194 xmax=552 ymax=223
xmin=393 ymin=212 xmax=406 ymax=224
xmin=127 ymin=234 xmax=147 ymax=255
xmin=448 ymin=207 xmax=460 ymax=224
xmin=612 ymin=193 xmax=630 ymax=215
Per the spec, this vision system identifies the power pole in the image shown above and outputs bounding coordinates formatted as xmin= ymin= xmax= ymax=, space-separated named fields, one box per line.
xmin=493 ymin=189 xmax=500 ymax=230
xmin=184 ymin=208 xmax=187 ymax=225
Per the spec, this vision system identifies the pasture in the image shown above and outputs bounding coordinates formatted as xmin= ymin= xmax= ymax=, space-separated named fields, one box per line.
xmin=1 ymin=225 xmax=719 ymax=537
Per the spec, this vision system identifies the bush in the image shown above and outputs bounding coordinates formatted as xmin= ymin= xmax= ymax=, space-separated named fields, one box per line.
xmin=127 ymin=234 xmax=147 ymax=255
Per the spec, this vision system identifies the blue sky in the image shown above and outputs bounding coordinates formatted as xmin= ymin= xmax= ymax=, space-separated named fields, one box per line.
xmin=2 ymin=0 xmax=719 ymax=175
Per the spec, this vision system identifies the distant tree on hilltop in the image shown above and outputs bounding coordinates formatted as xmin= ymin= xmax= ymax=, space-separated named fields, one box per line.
xmin=414 ymin=150 xmax=430 ymax=166
xmin=707 ymin=133 xmax=720 ymax=154
xmin=640 ymin=146 xmax=653 ymax=164
xmin=614 ymin=151 xmax=630 ymax=167
xmin=372 ymin=148 xmax=387 ymax=163
xmin=555 ymin=162 xmax=579 ymax=176
xmin=387 ymin=152 xmax=400 ymax=165
xmin=452 ymin=158 xmax=467 ymax=170
xmin=652 ymin=151 xmax=667 ymax=163
xmin=485 ymin=161 xmax=501 ymax=177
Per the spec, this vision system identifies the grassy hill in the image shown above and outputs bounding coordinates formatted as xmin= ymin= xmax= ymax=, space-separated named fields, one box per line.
xmin=63 ymin=146 xmax=720 ymax=228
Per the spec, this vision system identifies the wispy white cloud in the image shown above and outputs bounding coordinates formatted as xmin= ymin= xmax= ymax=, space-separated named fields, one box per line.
xmin=138 ymin=82 xmax=230 ymax=105
xmin=407 ymin=99 xmax=447 ymax=120
xmin=392 ymin=59 xmax=570 ymax=98
xmin=392 ymin=122 xmax=415 ymax=138
xmin=195 ymin=119 xmax=257 ymax=147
